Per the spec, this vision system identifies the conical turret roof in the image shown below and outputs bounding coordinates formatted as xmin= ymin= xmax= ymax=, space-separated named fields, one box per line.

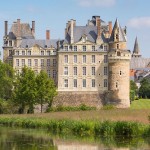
xmin=109 ymin=19 xmax=126 ymax=42
xmin=133 ymin=37 xmax=140 ymax=54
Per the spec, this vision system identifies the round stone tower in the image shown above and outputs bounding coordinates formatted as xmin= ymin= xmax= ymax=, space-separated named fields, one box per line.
xmin=107 ymin=19 xmax=131 ymax=108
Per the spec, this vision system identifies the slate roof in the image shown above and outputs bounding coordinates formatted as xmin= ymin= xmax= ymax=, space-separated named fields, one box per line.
xmin=20 ymin=39 xmax=58 ymax=49
xmin=133 ymin=37 xmax=140 ymax=54
xmin=109 ymin=19 xmax=126 ymax=42
xmin=65 ymin=26 xmax=108 ymax=44
xmin=130 ymin=57 xmax=150 ymax=69
xmin=10 ymin=23 xmax=34 ymax=39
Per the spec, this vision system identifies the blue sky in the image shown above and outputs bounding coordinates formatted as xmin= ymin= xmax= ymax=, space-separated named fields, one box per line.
xmin=0 ymin=0 xmax=150 ymax=57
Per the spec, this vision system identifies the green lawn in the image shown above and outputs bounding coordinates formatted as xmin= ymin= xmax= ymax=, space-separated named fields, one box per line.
xmin=130 ymin=99 xmax=150 ymax=109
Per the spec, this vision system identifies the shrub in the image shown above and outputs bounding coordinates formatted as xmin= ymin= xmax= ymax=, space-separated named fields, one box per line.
xmin=102 ymin=105 xmax=115 ymax=110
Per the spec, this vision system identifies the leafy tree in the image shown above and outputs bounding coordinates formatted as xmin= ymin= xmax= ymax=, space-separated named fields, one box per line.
xmin=0 ymin=61 xmax=14 ymax=100
xmin=130 ymin=80 xmax=138 ymax=101
xmin=36 ymin=70 xmax=57 ymax=113
xmin=12 ymin=67 xmax=37 ymax=113
xmin=139 ymin=78 xmax=150 ymax=98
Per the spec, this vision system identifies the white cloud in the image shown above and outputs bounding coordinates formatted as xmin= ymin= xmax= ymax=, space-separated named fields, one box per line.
xmin=128 ymin=17 xmax=150 ymax=29
xmin=77 ymin=0 xmax=116 ymax=7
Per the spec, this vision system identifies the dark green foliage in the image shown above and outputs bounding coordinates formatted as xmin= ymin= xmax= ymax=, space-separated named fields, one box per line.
xmin=0 ymin=117 xmax=148 ymax=138
xmin=36 ymin=70 xmax=57 ymax=113
xmin=46 ymin=104 xmax=96 ymax=112
xmin=139 ymin=79 xmax=150 ymax=98
xmin=0 ymin=61 xmax=14 ymax=100
xmin=130 ymin=80 xmax=138 ymax=101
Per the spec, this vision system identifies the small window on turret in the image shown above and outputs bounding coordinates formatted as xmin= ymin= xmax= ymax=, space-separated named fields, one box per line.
xmin=116 ymin=34 xmax=119 ymax=40
xmin=116 ymin=82 xmax=118 ymax=89
xmin=120 ymin=71 xmax=122 ymax=75
xmin=117 ymin=44 xmax=119 ymax=49
xmin=117 ymin=51 xmax=121 ymax=56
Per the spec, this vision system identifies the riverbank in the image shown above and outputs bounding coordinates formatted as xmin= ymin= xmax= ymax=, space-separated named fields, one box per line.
xmin=0 ymin=116 xmax=149 ymax=138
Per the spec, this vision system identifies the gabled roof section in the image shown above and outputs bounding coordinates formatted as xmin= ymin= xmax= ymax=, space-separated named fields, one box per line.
xmin=10 ymin=23 xmax=34 ymax=39
xmin=20 ymin=39 xmax=58 ymax=49
xmin=133 ymin=37 xmax=140 ymax=54
xmin=109 ymin=19 xmax=126 ymax=42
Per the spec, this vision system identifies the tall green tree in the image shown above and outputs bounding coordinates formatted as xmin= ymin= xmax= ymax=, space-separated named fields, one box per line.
xmin=36 ymin=70 xmax=57 ymax=113
xmin=139 ymin=78 xmax=150 ymax=98
xmin=0 ymin=61 xmax=14 ymax=100
xmin=13 ymin=67 xmax=37 ymax=113
xmin=130 ymin=80 xmax=138 ymax=101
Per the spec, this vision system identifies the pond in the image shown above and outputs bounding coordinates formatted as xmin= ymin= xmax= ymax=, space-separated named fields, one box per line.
xmin=0 ymin=126 xmax=150 ymax=150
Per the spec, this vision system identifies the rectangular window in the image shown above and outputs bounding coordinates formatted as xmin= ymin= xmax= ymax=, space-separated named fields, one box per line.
xmin=64 ymin=79 xmax=68 ymax=87
xmin=41 ymin=51 xmax=44 ymax=55
xmin=64 ymin=67 xmax=68 ymax=75
xmin=28 ymin=59 xmax=31 ymax=67
xmin=104 ymin=67 xmax=108 ymax=75
xmin=53 ymin=70 xmax=56 ymax=78
xmin=83 ymin=46 xmax=86 ymax=51
xmin=74 ymin=79 xmax=77 ymax=88
xmin=104 ymin=79 xmax=108 ymax=87
xmin=22 ymin=51 xmax=25 ymax=55
xmin=47 ymin=51 xmax=50 ymax=56
xmin=92 ymin=79 xmax=95 ymax=87
xmin=83 ymin=55 xmax=86 ymax=63
xmin=83 ymin=79 xmax=86 ymax=87
xmin=92 ymin=67 xmax=95 ymax=75
xmin=74 ymin=55 xmax=77 ymax=63
xmin=16 ymin=51 xmax=19 ymax=55
xmin=104 ymin=45 xmax=108 ymax=51
xmin=83 ymin=67 xmax=86 ymax=75
xmin=64 ymin=46 xmax=68 ymax=51
xmin=53 ymin=59 xmax=56 ymax=67
xmin=28 ymin=51 xmax=31 ymax=55
xmin=64 ymin=55 xmax=68 ymax=63
xmin=9 ymin=41 xmax=12 ymax=46
xmin=22 ymin=59 xmax=25 ymax=67
xmin=16 ymin=59 xmax=19 ymax=67
xmin=9 ymin=50 xmax=12 ymax=56
xmin=92 ymin=46 xmax=95 ymax=51
xmin=47 ymin=59 xmax=50 ymax=66
xmin=41 ymin=59 xmax=44 ymax=66
xmin=92 ymin=55 xmax=95 ymax=63
xmin=74 ymin=46 xmax=77 ymax=51
xmin=74 ymin=67 xmax=77 ymax=75
xmin=104 ymin=55 xmax=108 ymax=63
xmin=34 ymin=59 xmax=38 ymax=67
xmin=47 ymin=70 xmax=50 ymax=78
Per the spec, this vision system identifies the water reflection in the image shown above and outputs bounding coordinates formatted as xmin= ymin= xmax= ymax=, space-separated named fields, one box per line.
xmin=0 ymin=127 xmax=149 ymax=150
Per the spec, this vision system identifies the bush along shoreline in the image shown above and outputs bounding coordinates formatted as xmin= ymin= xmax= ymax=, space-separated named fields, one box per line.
xmin=0 ymin=117 xmax=149 ymax=138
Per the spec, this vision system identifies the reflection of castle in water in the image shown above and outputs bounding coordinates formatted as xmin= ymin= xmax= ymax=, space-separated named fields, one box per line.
xmin=55 ymin=141 xmax=130 ymax=150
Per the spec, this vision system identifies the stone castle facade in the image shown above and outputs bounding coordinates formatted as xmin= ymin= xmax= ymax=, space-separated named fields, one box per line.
xmin=3 ymin=16 xmax=131 ymax=108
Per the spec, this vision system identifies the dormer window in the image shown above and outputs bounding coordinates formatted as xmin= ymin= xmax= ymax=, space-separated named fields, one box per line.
xmin=22 ymin=51 xmax=25 ymax=55
xmin=92 ymin=46 xmax=95 ymax=51
xmin=64 ymin=46 xmax=68 ymax=51
xmin=104 ymin=45 xmax=108 ymax=51
xmin=45 ymin=45 xmax=47 ymax=48
xmin=41 ymin=51 xmax=44 ymax=55
xmin=26 ymin=45 xmax=28 ymax=48
xmin=9 ymin=41 xmax=12 ymax=46
xmin=74 ymin=46 xmax=77 ymax=51
xmin=28 ymin=51 xmax=31 ymax=55
xmin=83 ymin=46 xmax=86 ymax=51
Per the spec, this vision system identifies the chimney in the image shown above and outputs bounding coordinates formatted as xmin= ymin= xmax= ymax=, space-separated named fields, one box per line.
xmin=4 ymin=21 xmax=8 ymax=36
xmin=46 ymin=30 xmax=50 ymax=40
xmin=17 ymin=19 xmax=21 ymax=37
xmin=96 ymin=17 xmax=101 ymax=38
xmin=32 ymin=21 xmax=35 ymax=36
xmin=71 ymin=19 xmax=74 ymax=44
xmin=108 ymin=21 xmax=112 ymax=35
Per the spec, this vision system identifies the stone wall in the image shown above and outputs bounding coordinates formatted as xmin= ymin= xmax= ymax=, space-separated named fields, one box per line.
xmin=52 ymin=91 xmax=105 ymax=108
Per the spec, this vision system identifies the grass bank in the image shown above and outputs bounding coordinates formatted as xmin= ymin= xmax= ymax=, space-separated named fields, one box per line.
xmin=130 ymin=99 xmax=150 ymax=109
xmin=0 ymin=117 xmax=149 ymax=138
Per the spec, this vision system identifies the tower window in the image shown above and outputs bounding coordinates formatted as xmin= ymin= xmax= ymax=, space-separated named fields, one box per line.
xmin=117 ymin=44 xmax=119 ymax=49
xmin=116 ymin=82 xmax=119 ymax=89
xmin=117 ymin=51 xmax=121 ymax=56
xmin=120 ymin=71 xmax=122 ymax=75
xmin=116 ymin=34 xmax=119 ymax=40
